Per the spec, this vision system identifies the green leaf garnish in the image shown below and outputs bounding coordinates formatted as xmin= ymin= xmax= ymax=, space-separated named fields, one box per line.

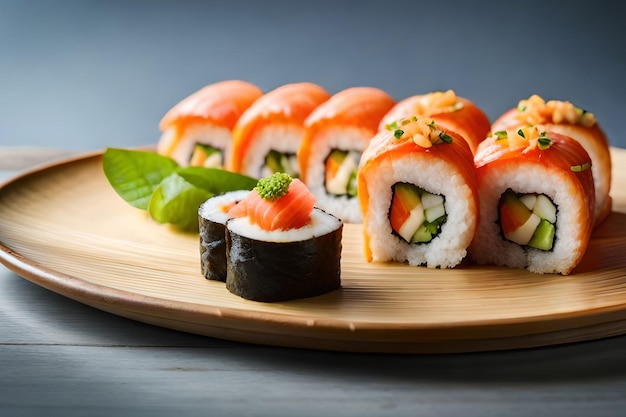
xmin=255 ymin=172 xmax=293 ymax=200
xmin=148 ymin=172 xmax=212 ymax=231
xmin=176 ymin=166 xmax=257 ymax=195
xmin=103 ymin=148 xmax=179 ymax=209
xmin=103 ymin=148 xmax=257 ymax=232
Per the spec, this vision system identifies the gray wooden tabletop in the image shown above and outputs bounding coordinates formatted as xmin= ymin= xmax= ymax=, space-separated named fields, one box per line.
xmin=2 ymin=148 xmax=626 ymax=417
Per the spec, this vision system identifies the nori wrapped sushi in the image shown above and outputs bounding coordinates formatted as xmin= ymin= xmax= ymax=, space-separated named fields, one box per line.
xmin=198 ymin=190 xmax=250 ymax=281
xmin=224 ymin=172 xmax=343 ymax=302
xmin=226 ymin=207 xmax=342 ymax=302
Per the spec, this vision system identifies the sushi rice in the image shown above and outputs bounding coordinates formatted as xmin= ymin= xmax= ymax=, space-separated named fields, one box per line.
xmin=302 ymin=126 xmax=373 ymax=224
xmin=361 ymin=155 xmax=477 ymax=268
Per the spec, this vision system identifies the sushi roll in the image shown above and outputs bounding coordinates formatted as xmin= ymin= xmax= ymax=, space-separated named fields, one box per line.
xmin=379 ymin=90 xmax=491 ymax=154
xmin=157 ymin=80 xmax=263 ymax=168
xmin=225 ymin=173 xmax=343 ymax=302
xmin=491 ymin=94 xmax=611 ymax=226
xmin=357 ymin=117 xmax=479 ymax=268
xmin=228 ymin=82 xmax=331 ymax=178
xmin=469 ymin=125 xmax=595 ymax=275
xmin=298 ymin=86 xmax=396 ymax=223
xmin=198 ymin=190 xmax=250 ymax=282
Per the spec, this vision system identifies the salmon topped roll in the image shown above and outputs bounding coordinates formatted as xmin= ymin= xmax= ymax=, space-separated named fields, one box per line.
xmin=157 ymin=80 xmax=263 ymax=168
xmin=225 ymin=173 xmax=343 ymax=302
xmin=298 ymin=86 xmax=396 ymax=223
xmin=469 ymin=125 xmax=595 ymax=275
xmin=228 ymin=82 xmax=330 ymax=178
xmin=491 ymin=94 xmax=611 ymax=226
xmin=379 ymin=90 xmax=491 ymax=154
xmin=358 ymin=117 xmax=479 ymax=268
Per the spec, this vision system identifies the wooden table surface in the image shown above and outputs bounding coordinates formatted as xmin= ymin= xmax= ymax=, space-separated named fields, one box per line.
xmin=1 ymin=146 xmax=626 ymax=417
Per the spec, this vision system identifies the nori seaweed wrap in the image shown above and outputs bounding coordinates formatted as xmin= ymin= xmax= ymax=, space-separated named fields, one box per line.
xmin=225 ymin=208 xmax=343 ymax=302
xmin=198 ymin=190 xmax=250 ymax=281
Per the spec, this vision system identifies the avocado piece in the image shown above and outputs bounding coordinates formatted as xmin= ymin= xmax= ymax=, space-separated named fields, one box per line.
xmin=411 ymin=223 xmax=433 ymax=243
xmin=265 ymin=151 xmax=298 ymax=177
xmin=528 ymin=219 xmax=555 ymax=250
xmin=265 ymin=150 xmax=284 ymax=173
xmin=327 ymin=149 xmax=348 ymax=164
xmin=346 ymin=171 xmax=358 ymax=197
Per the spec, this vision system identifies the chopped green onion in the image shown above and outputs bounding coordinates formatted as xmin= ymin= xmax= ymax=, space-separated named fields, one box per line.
xmin=386 ymin=121 xmax=398 ymax=131
xmin=439 ymin=132 xmax=453 ymax=144
xmin=494 ymin=130 xmax=508 ymax=140
xmin=394 ymin=129 xmax=404 ymax=139
xmin=517 ymin=128 xmax=525 ymax=138
xmin=537 ymin=137 xmax=552 ymax=150
xmin=575 ymin=106 xmax=586 ymax=116
xmin=570 ymin=162 xmax=591 ymax=172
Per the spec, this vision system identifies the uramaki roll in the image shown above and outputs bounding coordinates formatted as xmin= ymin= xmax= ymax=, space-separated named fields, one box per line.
xmin=379 ymin=90 xmax=491 ymax=154
xmin=491 ymin=94 xmax=611 ymax=226
xmin=298 ymin=86 xmax=396 ymax=223
xmin=469 ymin=125 xmax=595 ymax=275
xmin=358 ymin=117 xmax=479 ymax=268
xmin=157 ymin=80 xmax=263 ymax=168
xmin=228 ymin=82 xmax=330 ymax=178
xmin=198 ymin=190 xmax=250 ymax=282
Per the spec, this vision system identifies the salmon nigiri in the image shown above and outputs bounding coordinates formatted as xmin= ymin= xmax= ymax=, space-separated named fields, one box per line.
xmin=228 ymin=82 xmax=331 ymax=179
xmin=491 ymin=94 xmax=611 ymax=226
xmin=379 ymin=89 xmax=491 ymax=154
xmin=298 ymin=86 xmax=396 ymax=223
xmin=157 ymin=80 xmax=263 ymax=168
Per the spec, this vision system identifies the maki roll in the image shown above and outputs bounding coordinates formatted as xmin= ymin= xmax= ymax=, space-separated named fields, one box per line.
xmin=491 ymin=94 xmax=611 ymax=226
xmin=358 ymin=117 xmax=479 ymax=268
xmin=298 ymin=86 xmax=396 ymax=223
xmin=228 ymin=82 xmax=331 ymax=178
xmin=379 ymin=90 xmax=491 ymax=154
xmin=157 ymin=80 xmax=263 ymax=168
xmin=198 ymin=190 xmax=250 ymax=282
xmin=225 ymin=173 xmax=343 ymax=302
xmin=469 ymin=125 xmax=595 ymax=275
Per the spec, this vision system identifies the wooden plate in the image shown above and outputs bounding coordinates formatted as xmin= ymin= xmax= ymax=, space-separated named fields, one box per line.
xmin=2 ymin=149 xmax=626 ymax=354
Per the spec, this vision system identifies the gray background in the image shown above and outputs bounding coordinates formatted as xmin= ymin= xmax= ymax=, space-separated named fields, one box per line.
xmin=1 ymin=0 xmax=624 ymax=151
